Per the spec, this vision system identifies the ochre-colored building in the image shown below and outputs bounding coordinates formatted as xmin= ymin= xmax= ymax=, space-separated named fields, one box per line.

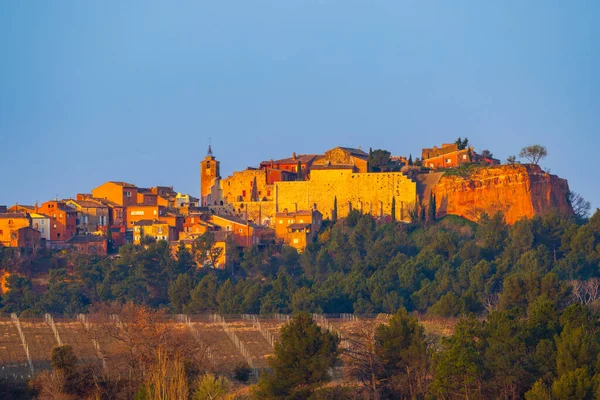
xmin=136 ymin=188 xmax=158 ymax=205
xmin=126 ymin=205 xmax=164 ymax=229
xmin=201 ymin=146 xmax=221 ymax=206
xmin=259 ymin=154 xmax=318 ymax=184
xmin=133 ymin=220 xmax=178 ymax=244
xmin=38 ymin=201 xmax=77 ymax=242
xmin=91 ymin=181 xmax=138 ymax=207
xmin=209 ymin=214 xmax=274 ymax=247
xmin=0 ymin=213 xmax=33 ymax=247
xmin=311 ymin=147 xmax=369 ymax=173
xmin=422 ymin=144 xmax=472 ymax=169
xmin=275 ymin=208 xmax=323 ymax=251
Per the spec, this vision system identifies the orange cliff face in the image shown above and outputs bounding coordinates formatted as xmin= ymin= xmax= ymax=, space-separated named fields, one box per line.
xmin=432 ymin=164 xmax=573 ymax=224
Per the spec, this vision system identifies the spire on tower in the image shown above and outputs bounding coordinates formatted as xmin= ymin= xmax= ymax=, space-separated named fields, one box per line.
xmin=207 ymin=137 xmax=213 ymax=156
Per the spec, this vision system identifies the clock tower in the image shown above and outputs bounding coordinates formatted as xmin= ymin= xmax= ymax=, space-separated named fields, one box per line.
xmin=200 ymin=145 xmax=221 ymax=206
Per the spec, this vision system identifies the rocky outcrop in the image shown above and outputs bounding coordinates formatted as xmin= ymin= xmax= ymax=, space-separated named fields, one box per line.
xmin=432 ymin=165 xmax=573 ymax=224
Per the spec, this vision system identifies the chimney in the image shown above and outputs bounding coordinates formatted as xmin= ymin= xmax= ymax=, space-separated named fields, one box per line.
xmin=292 ymin=152 xmax=297 ymax=160
xmin=283 ymin=208 xmax=288 ymax=215
xmin=313 ymin=203 xmax=317 ymax=210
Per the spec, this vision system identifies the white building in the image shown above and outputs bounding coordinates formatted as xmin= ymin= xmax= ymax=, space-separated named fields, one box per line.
xmin=30 ymin=213 xmax=51 ymax=241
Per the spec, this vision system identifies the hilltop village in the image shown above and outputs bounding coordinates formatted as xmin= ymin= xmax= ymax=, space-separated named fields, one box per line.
xmin=1 ymin=141 xmax=572 ymax=269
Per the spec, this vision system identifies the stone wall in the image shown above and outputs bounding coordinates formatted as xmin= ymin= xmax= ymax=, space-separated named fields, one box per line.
xmin=275 ymin=169 xmax=417 ymax=221
xmin=220 ymin=169 xmax=274 ymax=203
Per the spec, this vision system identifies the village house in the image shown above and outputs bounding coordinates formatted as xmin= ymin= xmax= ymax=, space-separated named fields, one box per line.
xmin=126 ymin=204 xmax=164 ymax=229
xmin=38 ymin=201 xmax=77 ymax=242
xmin=132 ymin=220 xmax=178 ymax=244
xmin=65 ymin=198 xmax=109 ymax=234
xmin=259 ymin=153 xmax=318 ymax=184
xmin=421 ymin=143 xmax=501 ymax=170
xmin=209 ymin=214 xmax=274 ymax=247
xmin=30 ymin=213 xmax=51 ymax=241
xmin=91 ymin=181 xmax=138 ymax=207
xmin=136 ymin=188 xmax=158 ymax=206
xmin=0 ymin=213 xmax=34 ymax=247
xmin=66 ymin=235 xmax=108 ymax=256
xmin=275 ymin=207 xmax=323 ymax=251
xmin=311 ymin=147 xmax=369 ymax=172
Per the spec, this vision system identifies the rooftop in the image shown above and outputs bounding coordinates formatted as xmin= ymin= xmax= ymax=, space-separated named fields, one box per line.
xmin=108 ymin=181 xmax=136 ymax=187
xmin=0 ymin=212 xmax=29 ymax=219
xmin=67 ymin=235 xmax=107 ymax=244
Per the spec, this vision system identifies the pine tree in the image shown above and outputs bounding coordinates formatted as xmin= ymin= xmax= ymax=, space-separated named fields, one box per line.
xmin=391 ymin=197 xmax=396 ymax=222
xmin=256 ymin=313 xmax=340 ymax=398
xmin=408 ymin=154 xmax=413 ymax=166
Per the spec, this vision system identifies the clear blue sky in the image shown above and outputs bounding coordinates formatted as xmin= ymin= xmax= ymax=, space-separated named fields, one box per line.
xmin=1 ymin=2 xmax=598 ymax=210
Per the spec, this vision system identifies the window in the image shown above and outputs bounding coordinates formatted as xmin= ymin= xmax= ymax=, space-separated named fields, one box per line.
xmin=299 ymin=219 xmax=304 ymax=223
xmin=59 ymin=214 xmax=63 ymax=218
xmin=53 ymin=224 xmax=57 ymax=228
xmin=226 ymin=226 xmax=231 ymax=231
xmin=53 ymin=214 xmax=56 ymax=218
xmin=8 ymin=219 xmax=13 ymax=225
xmin=446 ymin=159 xmax=451 ymax=163
xmin=242 ymin=190 xmax=246 ymax=197
xmin=41 ymin=228 xmax=44 ymax=233
xmin=239 ymin=228 xmax=243 ymax=233
xmin=279 ymin=220 xmax=283 ymax=224
xmin=0 ymin=230 xmax=3 ymax=235
xmin=153 ymin=210 xmax=157 ymax=215
xmin=206 ymin=162 xmax=211 ymax=169
xmin=131 ymin=210 xmax=144 ymax=215
xmin=293 ymin=238 xmax=299 ymax=244
xmin=463 ymin=154 xmax=467 ymax=160
xmin=41 ymin=220 xmax=44 ymax=225
xmin=125 ymin=191 xmax=132 ymax=197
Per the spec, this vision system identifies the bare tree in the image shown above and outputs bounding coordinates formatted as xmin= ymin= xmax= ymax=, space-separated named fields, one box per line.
xmin=570 ymin=279 xmax=600 ymax=307
xmin=519 ymin=145 xmax=548 ymax=165
xmin=342 ymin=320 xmax=385 ymax=399
xmin=484 ymin=293 xmax=499 ymax=314
xmin=568 ymin=191 xmax=592 ymax=221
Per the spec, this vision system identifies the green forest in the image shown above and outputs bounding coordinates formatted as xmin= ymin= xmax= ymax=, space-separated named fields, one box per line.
xmin=2 ymin=208 xmax=600 ymax=398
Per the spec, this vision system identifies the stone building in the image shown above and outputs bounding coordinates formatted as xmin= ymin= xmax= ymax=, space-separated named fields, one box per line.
xmin=275 ymin=207 xmax=323 ymax=251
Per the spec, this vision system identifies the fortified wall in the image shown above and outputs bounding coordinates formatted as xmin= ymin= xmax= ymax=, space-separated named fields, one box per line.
xmin=220 ymin=169 xmax=274 ymax=203
xmin=275 ymin=169 xmax=417 ymax=222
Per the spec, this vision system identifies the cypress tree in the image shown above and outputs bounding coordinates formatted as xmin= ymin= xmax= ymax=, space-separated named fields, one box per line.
xmin=297 ymin=160 xmax=303 ymax=181
xmin=367 ymin=147 xmax=373 ymax=172
xmin=332 ymin=196 xmax=338 ymax=223
xmin=408 ymin=154 xmax=413 ymax=166
xmin=391 ymin=197 xmax=396 ymax=222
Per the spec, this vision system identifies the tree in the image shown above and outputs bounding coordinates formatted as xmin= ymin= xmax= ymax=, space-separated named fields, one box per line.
xmin=193 ymin=373 xmax=230 ymax=400
xmin=408 ymin=154 xmax=413 ymax=166
xmin=481 ymin=149 xmax=493 ymax=159
xmin=427 ymin=192 xmax=437 ymax=224
xmin=256 ymin=312 xmax=340 ymax=398
xmin=297 ymin=160 xmax=303 ymax=181
xmin=367 ymin=147 xmax=374 ymax=172
xmin=455 ymin=137 xmax=469 ymax=150
xmin=192 ymin=232 xmax=223 ymax=268
xmin=391 ymin=197 xmax=396 ymax=222
xmin=551 ymin=368 xmax=594 ymax=400
xmin=568 ymin=191 xmax=591 ymax=222
xmin=332 ymin=196 xmax=338 ymax=223
xmin=375 ymin=309 xmax=429 ymax=398
xmin=168 ymin=273 xmax=192 ymax=313
xmin=519 ymin=145 xmax=548 ymax=165
xmin=370 ymin=149 xmax=392 ymax=171
xmin=506 ymin=155 xmax=517 ymax=165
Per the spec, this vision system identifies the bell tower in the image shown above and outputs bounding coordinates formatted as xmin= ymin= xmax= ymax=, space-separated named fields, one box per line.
xmin=200 ymin=144 xmax=220 ymax=206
